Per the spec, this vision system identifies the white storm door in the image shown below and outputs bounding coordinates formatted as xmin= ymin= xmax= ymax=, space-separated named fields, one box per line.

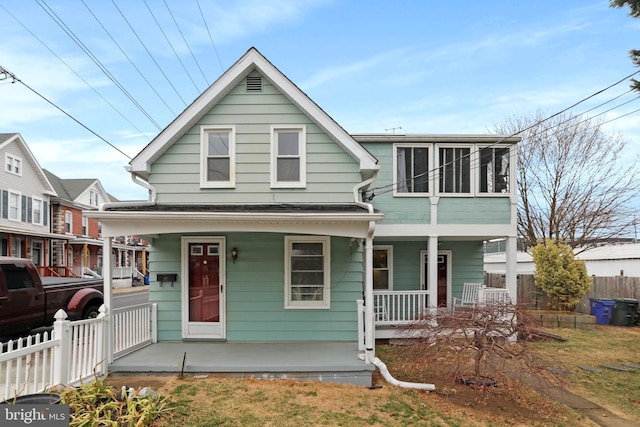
xmin=182 ymin=237 xmax=226 ymax=339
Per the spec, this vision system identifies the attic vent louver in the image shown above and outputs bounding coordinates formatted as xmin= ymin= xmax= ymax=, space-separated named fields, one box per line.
xmin=246 ymin=76 xmax=262 ymax=92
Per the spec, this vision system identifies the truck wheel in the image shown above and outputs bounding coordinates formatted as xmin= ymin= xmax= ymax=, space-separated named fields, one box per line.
xmin=83 ymin=305 xmax=100 ymax=319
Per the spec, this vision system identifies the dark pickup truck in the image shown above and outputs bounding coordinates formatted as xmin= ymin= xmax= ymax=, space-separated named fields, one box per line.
xmin=0 ymin=257 xmax=104 ymax=338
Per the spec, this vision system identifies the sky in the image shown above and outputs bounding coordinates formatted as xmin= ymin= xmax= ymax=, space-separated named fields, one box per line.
xmin=0 ymin=0 xmax=639 ymax=201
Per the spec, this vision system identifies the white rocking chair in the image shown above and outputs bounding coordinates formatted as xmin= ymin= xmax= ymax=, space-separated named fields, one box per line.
xmin=452 ymin=282 xmax=482 ymax=311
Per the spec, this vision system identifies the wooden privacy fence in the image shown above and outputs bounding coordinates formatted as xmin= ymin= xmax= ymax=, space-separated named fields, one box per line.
xmin=485 ymin=273 xmax=640 ymax=314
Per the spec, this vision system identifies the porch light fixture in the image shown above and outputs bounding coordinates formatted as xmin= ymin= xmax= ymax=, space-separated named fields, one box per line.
xmin=231 ymin=247 xmax=238 ymax=263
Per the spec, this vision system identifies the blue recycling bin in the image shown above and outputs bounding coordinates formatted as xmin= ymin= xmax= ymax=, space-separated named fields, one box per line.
xmin=589 ymin=298 xmax=615 ymax=325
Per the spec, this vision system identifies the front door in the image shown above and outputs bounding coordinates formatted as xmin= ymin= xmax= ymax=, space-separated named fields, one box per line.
xmin=182 ymin=237 xmax=225 ymax=339
xmin=421 ymin=251 xmax=451 ymax=307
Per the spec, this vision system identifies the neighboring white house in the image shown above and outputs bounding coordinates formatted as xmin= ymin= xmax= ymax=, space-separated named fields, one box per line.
xmin=485 ymin=242 xmax=640 ymax=277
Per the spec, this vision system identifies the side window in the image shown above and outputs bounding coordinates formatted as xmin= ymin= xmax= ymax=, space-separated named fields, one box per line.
xmin=271 ymin=126 xmax=306 ymax=188
xmin=479 ymin=146 xmax=510 ymax=194
xmin=394 ymin=145 xmax=430 ymax=195
xmin=32 ymin=198 xmax=43 ymax=225
xmin=438 ymin=147 xmax=471 ymax=194
xmin=8 ymin=191 xmax=20 ymax=221
xmin=1 ymin=263 xmax=35 ymax=290
xmin=373 ymin=246 xmax=393 ymax=290
xmin=285 ymin=236 xmax=330 ymax=309
xmin=200 ymin=126 xmax=235 ymax=188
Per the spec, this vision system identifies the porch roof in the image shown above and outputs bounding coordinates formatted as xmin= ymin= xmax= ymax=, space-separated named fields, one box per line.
xmin=86 ymin=203 xmax=383 ymax=239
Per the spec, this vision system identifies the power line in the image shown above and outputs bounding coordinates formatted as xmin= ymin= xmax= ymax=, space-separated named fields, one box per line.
xmin=196 ymin=0 xmax=224 ymax=74
xmin=0 ymin=66 xmax=132 ymax=160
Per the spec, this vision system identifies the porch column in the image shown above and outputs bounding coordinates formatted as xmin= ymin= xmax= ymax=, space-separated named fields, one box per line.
xmin=428 ymin=236 xmax=439 ymax=309
xmin=364 ymin=236 xmax=375 ymax=363
xmin=102 ymin=236 xmax=114 ymax=364
xmin=505 ymin=235 xmax=517 ymax=303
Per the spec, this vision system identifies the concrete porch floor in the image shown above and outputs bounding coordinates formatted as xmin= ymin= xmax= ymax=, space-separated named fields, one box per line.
xmin=108 ymin=341 xmax=374 ymax=387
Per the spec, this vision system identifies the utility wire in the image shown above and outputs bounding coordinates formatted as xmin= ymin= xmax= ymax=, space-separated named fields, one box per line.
xmin=163 ymin=0 xmax=209 ymax=86
xmin=0 ymin=66 xmax=132 ymax=160
xmin=143 ymin=0 xmax=201 ymax=93
xmin=81 ymin=0 xmax=177 ymax=118
xmin=111 ymin=0 xmax=188 ymax=107
xmin=37 ymin=0 xmax=162 ymax=130
xmin=363 ymin=70 xmax=640 ymax=199
xmin=196 ymin=0 xmax=224 ymax=74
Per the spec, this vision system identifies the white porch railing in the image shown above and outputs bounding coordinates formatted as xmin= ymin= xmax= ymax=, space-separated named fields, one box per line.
xmin=113 ymin=303 xmax=157 ymax=358
xmin=373 ymin=290 xmax=430 ymax=326
xmin=1 ymin=303 xmax=157 ymax=401
xmin=112 ymin=266 xmax=133 ymax=279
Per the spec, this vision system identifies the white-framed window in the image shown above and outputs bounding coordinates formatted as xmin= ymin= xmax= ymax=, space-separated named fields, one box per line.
xmin=438 ymin=146 xmax=472 ymax=194
xmin=89 ymin=190 xmax=99 ymax=206
xmin=271 ymin=126 xmax=306 ymax=188
xmin=8 ymin=191 xmax=20 ymax=221
xmin=32 ymin=198 xmax=43 ymax=225
xmin=65 ymin=210 xmax=73 ymax=233
xmin=284 ymin=235 xmax=330 ymax=309
xmin=373 ymin=246 xmax=393 ymax=290
xmin=200 ymin=125 xmax=236 ymax=188
xmin=5 ymin=154 xmax=21 ymax=176
xmin=82 ymin=216 xmax=88 ymax=235
xmin=393 ymin=144 xmax=431 ymax=196
xmin=478 ymin=146 xmax=511 ymax=194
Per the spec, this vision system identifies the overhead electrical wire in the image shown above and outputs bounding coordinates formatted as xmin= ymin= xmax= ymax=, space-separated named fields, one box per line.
xmin=163 ymin=0 xmax=209 ymax=86
xmin=111 ymin=0 xmax=189 ymax=107
xmin=196 ymin=0 xmax=224 ymax=74
xmin=81 ymin=0 xmax=178 ymax=118
xmin=143 ymin=0 xmax=201 ymax=93
xmin=363 ymin=71 xmax=640 ymax=200
xmin=37 ymin=0 xmax=163 ymax=130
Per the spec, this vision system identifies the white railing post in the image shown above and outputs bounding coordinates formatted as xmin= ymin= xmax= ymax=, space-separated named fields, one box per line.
xmin=356 ymin=299 xmax=364 ymax=351
xmin=52 ymin=309 xmax=70 ymax=386
xmin=151 ymin=303 xmax=158 ymax=343
xmin=97 ymin=305 xmax=107 ymax=376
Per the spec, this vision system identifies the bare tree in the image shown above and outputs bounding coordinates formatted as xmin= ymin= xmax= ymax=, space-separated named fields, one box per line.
xmin=494 ymin=111 xmax=640 ymax=251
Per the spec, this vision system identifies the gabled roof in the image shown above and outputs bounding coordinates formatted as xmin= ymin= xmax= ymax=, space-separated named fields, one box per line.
xmin=0 ymin=133 xmax=57 ymax=196
xmin=128 ymin=47 xmax=379 ymax=180
xmin=43 ymin=169 xmax=111 ymax=206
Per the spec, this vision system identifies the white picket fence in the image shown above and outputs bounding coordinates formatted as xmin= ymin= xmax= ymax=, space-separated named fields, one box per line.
xmin=0 ymin=303 xmax=156 ymax=401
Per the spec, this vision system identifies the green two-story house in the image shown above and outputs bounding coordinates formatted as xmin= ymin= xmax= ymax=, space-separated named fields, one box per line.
xmin=88 ymin=48 xmax=518 ymax=386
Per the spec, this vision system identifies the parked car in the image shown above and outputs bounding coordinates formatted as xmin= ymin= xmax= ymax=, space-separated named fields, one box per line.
xmin=0 ymin=257 xmax=103 ymax=338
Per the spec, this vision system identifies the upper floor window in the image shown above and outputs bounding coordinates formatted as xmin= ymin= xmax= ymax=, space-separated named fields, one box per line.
xmin=82 ymin=216 xmax=88 ymax=235
xmin=284 ymin=235 xmax=330 ymax=309
xmin=200 ymin=126 xmax=235 ymax=188
xmin=438 ymin=146 xmax=471 ymax=194
xmin=32 ymin=198 xmax=43 ymax=225
xmin=394 ymin=145 xmax=430 ymax=195
xmin=271 ymin=126 xmax=306 ymax=188
xmin=5 ymin=154 xmax=21 ymax=176
xmin=89 ymin=190 xmax=99 ymax=206
xmin=65 ymin=210 xmax=72 ymax=233
xmin=479 ymin=146 xmax=510 ymax=194
xmin=8 ymin=191 xmax=20 ymax=221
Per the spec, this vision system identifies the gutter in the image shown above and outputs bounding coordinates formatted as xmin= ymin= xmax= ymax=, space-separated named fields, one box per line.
xmin=100 ymin=172 xmax=157 ymax=211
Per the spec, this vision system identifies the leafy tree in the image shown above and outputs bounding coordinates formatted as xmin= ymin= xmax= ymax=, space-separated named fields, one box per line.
xmin=494 ymin=111 xmax=640 ymax=250
xmin=611 ymin=0 xmax=640 ymax=90
xmin=531 ymin=239 xmax=592 ymax=306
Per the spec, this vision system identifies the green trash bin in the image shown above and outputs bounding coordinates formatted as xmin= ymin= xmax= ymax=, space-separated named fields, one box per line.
xmin=611 ymin=298 xmax=639 ymax=326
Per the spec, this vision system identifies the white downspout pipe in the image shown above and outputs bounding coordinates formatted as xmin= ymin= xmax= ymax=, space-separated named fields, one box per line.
xmin=100 ymin=172 xmax=157 ymax=211
xmin=371 ymin=357 xmax=436 ymax=391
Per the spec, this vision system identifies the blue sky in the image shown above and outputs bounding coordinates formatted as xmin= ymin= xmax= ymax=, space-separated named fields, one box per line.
xmin=1 ymin=0 xmax=639 ymax=200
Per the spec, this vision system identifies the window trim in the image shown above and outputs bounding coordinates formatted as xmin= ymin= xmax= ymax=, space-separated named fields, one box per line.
xmin=31 ymin=197 xmax=43 ymax=225
xmin=436 ymin=144 xmax=474 ymax=196
xmin=7 ymin=190 xmax=20 ymax=222
xmin=270 ymin=125 xmax=306 ymax=188
xmin=64 ymin=210 xmax=73 ymax=234
xmin=476 ymin=144 xmax=513 ymax=197
xmin=200 ymin=125 xmax=236 ymax=188
xmin=373 ymin=245 xmax=393 ymax=291
xmin=5 ymin=154 xmax=22 ymax=176
xmin=392 ymin=143 xmax=432 ymax=197
xmin=284 ymin=235 xmax=330 ymax=309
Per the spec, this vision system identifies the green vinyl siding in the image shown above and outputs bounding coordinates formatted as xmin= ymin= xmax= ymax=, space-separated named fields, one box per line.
xmin=438 ymin=197 xmax=511 ymax=224
xmin=149 ymin=232 xmax=362 ymax=342
xmin=150 ymin=71 xmax=362 ymax=204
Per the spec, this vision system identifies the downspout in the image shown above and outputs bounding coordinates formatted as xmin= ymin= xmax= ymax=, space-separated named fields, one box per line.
xmin=372 ymin=357 xmax=436 ymax=391
xmin=353 ymin=171 xmax=379 ymax=364
xmin=100 ymin=171 xmax=157 ymax=211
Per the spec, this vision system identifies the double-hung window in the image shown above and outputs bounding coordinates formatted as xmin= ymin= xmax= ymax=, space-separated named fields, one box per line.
xmin=373 ymin=246 xmax=393 ymax=290
xmin=65 ymin=211 xmax=72 ymax=233
xmin=285 ymin=236 xmax=330 ymax=309
xmin=32 ymin=198 xmax=43 ymax=225
xmin=8 ymin=191 xmax=20 ymax=221
xmin=271 ymin=126 xmax=305 ymax=188
xmin=438 ymin=146 xmax=471 ymax=194
xmin=394 ymin=145 xmax=430 ymax=195
xmin=89 ymin=190 xmax=99 ymax=206
xmin=479 ymin=146 xmax=510 ymax=194
xmin=200 ymin=126 xmax=235 ymax=188
xmin=5 ymin=154 xmax=21 ymax=176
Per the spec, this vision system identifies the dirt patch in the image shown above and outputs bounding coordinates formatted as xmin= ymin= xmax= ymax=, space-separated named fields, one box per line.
xmin=103 ymin=373 xmax=174 ymax=392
